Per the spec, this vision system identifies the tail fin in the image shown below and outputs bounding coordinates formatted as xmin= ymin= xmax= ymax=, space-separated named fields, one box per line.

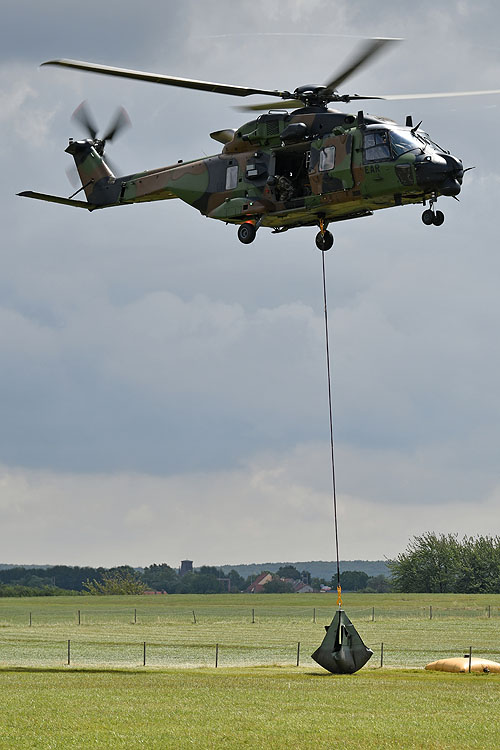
xmin=65 ymin=139 xmax=121 ymax=205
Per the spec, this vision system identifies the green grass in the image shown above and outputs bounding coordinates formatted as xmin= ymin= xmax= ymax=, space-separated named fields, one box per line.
xmin=0 ymin=667 xmax=499 ymax=749
xmin=0 ymin=593 xmax=499 ymax=669
xmin=1 ymin=594 xmax=500 ymax=748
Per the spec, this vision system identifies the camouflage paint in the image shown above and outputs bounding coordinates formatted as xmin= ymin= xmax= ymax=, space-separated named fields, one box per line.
xmin=21 ymin=108 xmax=464 ymax=233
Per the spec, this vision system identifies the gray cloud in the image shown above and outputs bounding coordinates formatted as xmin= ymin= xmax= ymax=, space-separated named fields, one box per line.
xmin=1 ymin=1 xmax=499 ymax=563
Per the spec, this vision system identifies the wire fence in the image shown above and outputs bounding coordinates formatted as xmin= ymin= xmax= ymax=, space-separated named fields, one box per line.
xmin=0 ymin=638 xmax=305 ymax=669
xmin=0 ymin=604 xmax=499 ymax=627
xmin=0 ymin=636 xmax=497 ymax=670
xmin=1 ymin=603 xmax=499 ymax=669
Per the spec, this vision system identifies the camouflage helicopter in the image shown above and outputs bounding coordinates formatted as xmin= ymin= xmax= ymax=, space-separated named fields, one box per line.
xmin=19 ymin=38 xmax=500 ymax=250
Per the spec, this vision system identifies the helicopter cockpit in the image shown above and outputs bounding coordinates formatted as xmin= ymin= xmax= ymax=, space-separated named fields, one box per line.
xmin=361 ymin=125 xmax=463 ymax=201
xmin=363 ymin=127 xmax=451 ymax=163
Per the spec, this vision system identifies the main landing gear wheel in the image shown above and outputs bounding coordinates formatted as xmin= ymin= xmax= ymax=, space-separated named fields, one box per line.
xmin=315 ymin=230 xmax=334 ymax=251
xmin=433 ymin=210 xmax=445 ymax=226
xmin=237 ymin=223 xmax=256 ymax=244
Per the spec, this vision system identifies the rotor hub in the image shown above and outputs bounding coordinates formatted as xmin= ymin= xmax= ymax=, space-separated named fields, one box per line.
xmin=293 ymin=85 xmax=329 ymax=108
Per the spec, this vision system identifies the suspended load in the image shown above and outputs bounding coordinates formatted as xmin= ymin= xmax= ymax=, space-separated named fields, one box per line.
xmin=312 ymin=609 xmax=373 ymax=674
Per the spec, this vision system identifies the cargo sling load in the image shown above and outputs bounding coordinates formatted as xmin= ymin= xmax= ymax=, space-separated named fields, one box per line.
xmin=312 ymin=609 xmax=373 ymax=674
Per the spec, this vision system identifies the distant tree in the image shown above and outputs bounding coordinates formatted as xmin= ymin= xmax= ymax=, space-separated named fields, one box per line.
xmin=388 ymin=533 xmax=500 ymax=593
xmin=83 ymin=570 xmax=146 ymax=595
xmin=0 ymin=584 xmax=76 ymax=597
xmin=174 ymin=571 xmax=226 ymax=594
xmin=388 ymin=532 xmax=460 ymax=593
xmin=453 ymin=536 xmax=500 ymax=594
xmin=339 ymin=570 xmax=369 ymax=591
xmin=142 ymin=563 xmax=178 ymax=592
xmin=191 ymin=574 xmax=225 ymax=594
xmin=198 ymin=566 xmax=222 ymax=578
xmin=363 ymin=574 xmax=393 ymax=593
xmin=51 ymin=565 xmax=107 ymax=591
xmin=262 ymin=578 xmax=295 ymax=593
xmin=227 ymin=569 xmax=246 ymax=592
xmin=310 ymin=577 xmax=327 ymax=590
xmin=276 ymin=565 xmax=301 ymax=580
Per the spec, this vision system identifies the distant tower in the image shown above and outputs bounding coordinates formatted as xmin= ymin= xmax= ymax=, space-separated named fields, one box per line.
xmin=180 ymin=560 xmax=193 ymax=577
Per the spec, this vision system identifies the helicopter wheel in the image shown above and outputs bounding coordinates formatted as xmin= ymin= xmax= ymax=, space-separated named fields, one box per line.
xmin=432 ymin=210 xmax=445 ymax=226
xmin=315 ymin=230 xmax=334 ymax=251
xmin=237 ymin=222 xmax=257 ymax=244
xmin=421 ymin=209 xmax=434 ymax=226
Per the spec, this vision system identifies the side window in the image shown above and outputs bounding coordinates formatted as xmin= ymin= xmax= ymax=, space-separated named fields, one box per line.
xmin=225 ymin=164 xmax=238 ymax=190
xmin=363 ymin=131 xmax=391 ymax=163
xmin=319 ymin=146 xmax=336 ymax=172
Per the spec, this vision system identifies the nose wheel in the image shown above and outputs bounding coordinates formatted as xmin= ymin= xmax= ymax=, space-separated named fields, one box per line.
xmin=422 ymin=209 xmax=445 ymax=226
xmin=422 ymin=197 xmax=445 ymax=227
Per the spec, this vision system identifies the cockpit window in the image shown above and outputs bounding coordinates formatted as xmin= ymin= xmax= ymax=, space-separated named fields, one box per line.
xmin=390 ymin=130 xmax=424 ymax=157
xmin=363 ymin=131 xmax=391 ymax=162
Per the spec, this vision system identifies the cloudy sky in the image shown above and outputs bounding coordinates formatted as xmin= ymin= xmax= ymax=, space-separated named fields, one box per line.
xmin=1 ymin=0 xmax=499 ymax=568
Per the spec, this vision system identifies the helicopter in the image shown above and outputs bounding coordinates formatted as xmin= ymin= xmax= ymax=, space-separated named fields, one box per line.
xmin=18 ymin=38 xmax=500 ymax=250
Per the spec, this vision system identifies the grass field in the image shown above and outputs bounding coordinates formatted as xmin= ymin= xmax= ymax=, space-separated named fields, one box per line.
xmin=0 ymin=592 xmax=499 ymax=669
xmin=1 ymin=593 xmax=500 ymax=748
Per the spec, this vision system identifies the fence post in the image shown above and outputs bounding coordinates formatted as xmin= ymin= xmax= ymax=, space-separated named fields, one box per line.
xmin=78 ymin=609 xmax=81 ymax=626
xmin=192 ymin=610 xmax=197 ymax=624
xmin=143 ymin=641 xmax=146 ymax=667
xmin=252 ymin=608 xmax=255 ymax=624
xmin=468 ymin=646 xmax=472 ymax=673
xmin=488 ymin=605 xmax=491 ymax=619
xmin=296 ymin=642 xmax=301 ymax=667
xmin=215 ymin=643 xmax=219 ymax=668
xmin=67 ymin=639 xmax=71 ymax=666
xmin=380 ymin=642 xmax=384 ymax=668
xmin=372 ymin=607 xmax=375 ymax=622
xmin=29 ymin=612 xmax=32 ymax=627
xmin=134 ymin=608 xmax=137 ymax=624
xmin=430 ymin=605 xmax=432 ymax=620
xmin=313 ymin=607 xmax=316 ymax=624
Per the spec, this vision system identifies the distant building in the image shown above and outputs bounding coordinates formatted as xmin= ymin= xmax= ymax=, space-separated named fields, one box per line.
xmin=180 ymin=560 xmax=193 ymax=577
xmin=293 ymin=582 xmax=314 ymax=593
xmin=246 ymin=572 xmax=273 ymax=593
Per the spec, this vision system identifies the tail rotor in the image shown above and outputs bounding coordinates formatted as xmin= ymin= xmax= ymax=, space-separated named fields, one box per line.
xmin=71 ymin=100 xmax=130 ymax=156
xmin=66 ymin=101 xmax=131 ymax=188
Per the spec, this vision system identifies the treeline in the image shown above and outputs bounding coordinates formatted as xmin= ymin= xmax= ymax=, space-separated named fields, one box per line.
xmin=0 ymin=565 xmax=141 ymax=595
xmin=0 ymin=562 xmax=392 ymax=596
xmin=338 ymin=570 xmax=392 ymax=593
xmin=0 ymin=564 xmax=250 ymax=597
xmin=388 ymin=532 xmax=500 ymax=593
xmin=0 ymin=585 xmax=77 ymax=598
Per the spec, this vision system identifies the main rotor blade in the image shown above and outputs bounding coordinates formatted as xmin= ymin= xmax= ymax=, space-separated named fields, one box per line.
xmin=236 ymin=99 xmax=304 ymax=112
xmin=375 ymin=88 xmax=500 ymax=101
xmin=322 ymin=37 xmax=401 ymax=95
xmin=42 ymin=59 xmax=287 ymax=99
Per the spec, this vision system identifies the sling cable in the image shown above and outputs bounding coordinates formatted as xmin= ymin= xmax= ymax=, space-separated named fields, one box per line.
xmin=310 ymin=241 xmax=373 ymax=674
